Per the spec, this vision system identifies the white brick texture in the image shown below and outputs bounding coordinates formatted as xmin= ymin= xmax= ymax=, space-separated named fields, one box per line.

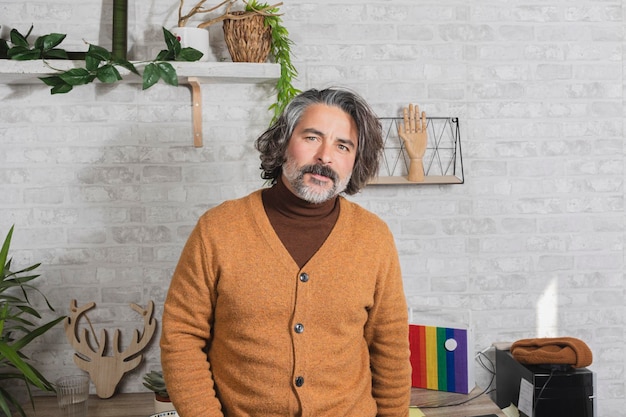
xmin=1 ymin=1 xmax=624 ymax=415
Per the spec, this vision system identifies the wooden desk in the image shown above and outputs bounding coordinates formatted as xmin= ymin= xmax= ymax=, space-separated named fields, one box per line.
xmin=25 ymin=388 xmax=504 ymax=417
xmin=412 ymin=386 xmax=506 ymax=417
xmin=25 ymin=392 xmax=154 ymax=417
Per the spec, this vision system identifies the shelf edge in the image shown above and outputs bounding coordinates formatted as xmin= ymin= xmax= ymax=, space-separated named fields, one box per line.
xmin=369 ymin=175 xmax=463 ymax=185
xmin=0 ymin=60 xmax=281 ymax=85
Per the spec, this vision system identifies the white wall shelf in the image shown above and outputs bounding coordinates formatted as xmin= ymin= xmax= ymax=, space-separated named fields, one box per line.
xmin=370 ymin=175 xmax=463 ymax=185
xmin=370 ymin=117 xmax=464 ymax=185
xmin=0 ymin=60 xmax=281 ymax=147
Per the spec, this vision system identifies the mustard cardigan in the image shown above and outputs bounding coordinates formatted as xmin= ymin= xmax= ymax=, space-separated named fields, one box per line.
xmin=161 ymin=190 xmax=411 ymax=417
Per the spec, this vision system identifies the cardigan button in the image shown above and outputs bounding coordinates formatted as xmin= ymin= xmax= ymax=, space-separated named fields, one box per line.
xmin=295 ymin=376 xmax=304 ymax=387
xmin=294 ymin=323 xmax=304 ymax=333
xmin=299 ymin=273 xmax=309 ymax=282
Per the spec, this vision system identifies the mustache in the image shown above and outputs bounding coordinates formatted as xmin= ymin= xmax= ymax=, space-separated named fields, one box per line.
xmin=300 ymin=164 xmax=339 ymax=183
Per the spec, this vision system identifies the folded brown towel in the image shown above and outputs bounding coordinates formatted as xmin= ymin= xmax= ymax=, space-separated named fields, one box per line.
xmin=511 ymin=337 xmax=592 ymax=368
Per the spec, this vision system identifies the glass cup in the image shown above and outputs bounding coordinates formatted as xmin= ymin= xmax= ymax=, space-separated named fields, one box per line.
xmin=56 ymin=374 xmax=90 ymax=417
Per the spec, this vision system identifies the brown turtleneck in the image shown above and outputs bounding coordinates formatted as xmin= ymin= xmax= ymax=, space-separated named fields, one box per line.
xmin=262 ymin=176 xmax=340 ymax=268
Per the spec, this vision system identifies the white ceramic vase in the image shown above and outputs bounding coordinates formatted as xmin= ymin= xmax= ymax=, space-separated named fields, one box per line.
xmin=149 ymin=411 xmax=179 ymax=417
xmin=154 ymin=396 xmax=177 ymax=413
xmin=170 ymin=27 xmax=212 ymax=62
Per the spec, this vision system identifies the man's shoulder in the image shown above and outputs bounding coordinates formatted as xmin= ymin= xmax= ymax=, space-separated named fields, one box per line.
xmin=339 ymin=197 xmax=389 ymax=229
xmin=340 ymin=196 xmax=381 ymax=217
xmin=199 ymin=189 xmax=263 ymax=222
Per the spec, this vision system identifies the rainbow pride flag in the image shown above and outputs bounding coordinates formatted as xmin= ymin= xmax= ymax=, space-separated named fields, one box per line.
xmin=408 ymin=324 xmax=473 ymax=394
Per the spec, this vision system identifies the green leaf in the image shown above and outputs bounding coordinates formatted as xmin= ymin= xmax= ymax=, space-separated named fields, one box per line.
xmin=157 ymin=62 xmax=178 ymax=86
xmin=142 ymin=63 xmax=161 ymax=90
xmin=50 ymin=83 xmax=74 ymax=94
xmin=0 ymin=227 xmax=13 ymax=278
xmin=43 ymin=48 xmax=68 ymax=60
xmin=58 ymin=68 xmax=96 ymax=86
xmin=40 ymin=33 xmax=67 ymax=51
xmin=177 ymin=47 xmax=203 ymax=62
xmin=33 ymin=36 xmax=44 ymax=52
xmin=114 ymin=59 xmax=139 ymax=76
xmin=0 ymin=342 xmax=48 ymax=391
xmin=35 ymin=33 xmax=65 ymax=55
xmin=0 ymin=389 xmax=14 ymax=417
xmin=163 ymin=27 xmax=179 ymax=52
xmin=12 ymin=316 xmax=65 ymax=351
xmin=9 ymin=29 xmax=29 ymax=48
xmin=0 ymin=40 xmax=9 ymax=59
xmin=51 ymin=83 xmax=74 ymax=94
xmin=16 ymin=305 xmax=41 ymax=320
xmin=7 ymin=48 xmax=40 ymax=61
xmin=155 ymin=49 xmax=174 ymax=62
xmin=85 ymin=55 xmax=101 ymax=72
xmin=87 ymin=44 xmax=112 ymax=62
xmin=96 ymin=64 xmax=122 ymax=83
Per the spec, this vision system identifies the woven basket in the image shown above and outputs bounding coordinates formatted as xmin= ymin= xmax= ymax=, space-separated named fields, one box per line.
xmin=223 ymin=11 xmax=271 ymax=63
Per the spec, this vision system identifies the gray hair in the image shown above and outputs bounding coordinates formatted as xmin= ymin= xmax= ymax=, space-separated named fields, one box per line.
xmin=254 ymin=88 xmax=383 ymax=195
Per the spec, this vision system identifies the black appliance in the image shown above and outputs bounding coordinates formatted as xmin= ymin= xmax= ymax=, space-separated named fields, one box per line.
xmin=495 ymin=348 xmax=594 ymax=417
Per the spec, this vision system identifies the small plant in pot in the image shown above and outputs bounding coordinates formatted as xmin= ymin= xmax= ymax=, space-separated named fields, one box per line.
xmin=237 ymin=0 xmax=300 ymax=123
xmin=143 ymin=370 xmax=176 ymax=414
xmin=174 ymin=0 xmax=238 ymax=62
xmin=183 ymin=0 xmax=300 ymax=123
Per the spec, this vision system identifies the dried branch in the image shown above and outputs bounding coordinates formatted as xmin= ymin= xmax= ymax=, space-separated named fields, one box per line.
xmin=197 ymin=1 xmax=283 ymax=29
xmin=178 ymin=0 xmax=235 ymax=27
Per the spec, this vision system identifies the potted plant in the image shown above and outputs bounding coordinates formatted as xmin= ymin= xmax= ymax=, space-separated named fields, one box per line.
xmin=143 ymin=370 xmax=176 ymax=414
xmin=184 ymin=0 xmax=299 ymax=123
xmin=0 ymin=25 xmax=203 ymax=93
xmin=173 ymin=0 xmax=236 ymax=62
xmin=0 ymin=226 xmax=66 ymax=417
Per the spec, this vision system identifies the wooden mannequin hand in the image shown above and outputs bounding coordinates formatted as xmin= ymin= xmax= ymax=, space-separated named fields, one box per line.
xmin=398 ymin=103 xmax=428 ymax=182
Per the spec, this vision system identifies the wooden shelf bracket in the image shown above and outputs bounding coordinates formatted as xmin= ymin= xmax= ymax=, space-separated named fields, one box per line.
xmin=187 ymin=77 xmax=203 ymax=148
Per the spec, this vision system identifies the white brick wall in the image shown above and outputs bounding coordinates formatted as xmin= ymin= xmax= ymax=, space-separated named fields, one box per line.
xmin=1 ymin=0 xmax=624 ymax=415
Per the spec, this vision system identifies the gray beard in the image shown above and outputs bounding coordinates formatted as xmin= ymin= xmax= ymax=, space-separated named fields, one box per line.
xmin=283 ymin=162 xmax=350 ymax=204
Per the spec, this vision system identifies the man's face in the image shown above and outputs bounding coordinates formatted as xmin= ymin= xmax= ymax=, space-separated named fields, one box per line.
xmin=282 ymin=104 xmax=358 ymax=204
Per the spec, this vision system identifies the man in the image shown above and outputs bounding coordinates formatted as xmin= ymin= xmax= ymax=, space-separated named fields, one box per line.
xmin=160 ymin=88 xmax=411 ymax=417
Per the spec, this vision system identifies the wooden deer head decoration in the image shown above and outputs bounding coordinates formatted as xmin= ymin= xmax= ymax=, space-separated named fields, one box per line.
xmin=65 ymin=299 xmax=157 ymax=398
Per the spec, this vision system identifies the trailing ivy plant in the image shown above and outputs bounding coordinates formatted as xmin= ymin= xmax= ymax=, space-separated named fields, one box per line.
xmin=0 ymin=26 xmax=203 ymax=94
xmin=0 ymin=26 xmax=68 ymax=60
xmin=246 ymin=0 xmax=300 ymax=123
xmin=191 ymin=0 xmax=300 ymax=124
xmin=0 ymin=226 xmax=66 ymax=417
